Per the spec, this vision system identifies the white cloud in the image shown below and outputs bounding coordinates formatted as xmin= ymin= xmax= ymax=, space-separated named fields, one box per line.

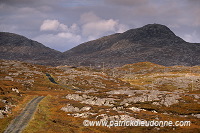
xmin=183 ymin=31 xmax=200 ymax=43
xmin=40 ymin=19 xmax=68 ymax=31
xmin=80 ymin=12 xmax=101 ymax=24
xmin=58 ymin=23 xmax=68 ymax=31
xmin=40 ymin=19 xmax=80 ymax=33
xmin=68 ymin=23 xmax=80 ymax=33
xmin=57 ymin=32 xmax=81 ymax=43
xmin=37 ymin=14 xmax=129 ymax=51
xmin=37 ymin=19 xmax=83 ymax=51
xmin=82 ymin=19 xmax=118 ymax=36
xmin=81 ymin=12 xmax=128 ymax=40
xmin=117 ymin=24 xmax=129 ymax=33
xmin=34 ymin=32 xmax=82 ymax=52
xmin=1 ymin=0 xmax=200 ymax=52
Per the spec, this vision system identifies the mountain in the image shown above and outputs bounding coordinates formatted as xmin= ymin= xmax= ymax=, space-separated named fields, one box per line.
xmin=1 ymin=24 xmax=200 ymax=67
xmin=0 ymin=32 xmax=61 ymax=66
xmin=62 ymin=24 xmax=200 ymax=67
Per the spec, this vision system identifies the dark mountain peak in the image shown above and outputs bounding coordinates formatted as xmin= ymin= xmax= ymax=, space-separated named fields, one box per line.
xmin=0 ymin=32 xmax=61 ymax=66
xmin=0 ymin=32 xmax=27 ymax=45
xmin=121 ymin=23 xmax=185 ymax=43
xmin=141 ymin=23 xmax=172 ymax=31
xmin=65 ymin=24 xmax=185 ymax=56
xmin=139 ymin=23 xmax=175 ymax=36
xmin=1 ymin=24 xmax=199 ymax=67
xmin=63 ymin=24 xmax=199 ymax=67
xmin=0 ymin=32 xmax=46 ymax=48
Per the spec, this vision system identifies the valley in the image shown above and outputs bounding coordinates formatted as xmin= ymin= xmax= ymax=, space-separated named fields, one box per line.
xmin=0 ymin=59 xmax=199 ymax=133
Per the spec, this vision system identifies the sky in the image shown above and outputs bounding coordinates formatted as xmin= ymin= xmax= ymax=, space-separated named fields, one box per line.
xmin=0 ymin=0 xmax=200 ymax=52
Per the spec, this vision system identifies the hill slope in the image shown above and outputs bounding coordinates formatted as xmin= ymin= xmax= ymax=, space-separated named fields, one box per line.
xmin=63 ymin=24 xmax=200 ymax=67
xmin=0 ymin=32 xmax=61 ymax=66
xmin=1 ymin=24 xmax=200 ymax=67
xmin=0 ymin=59 xmax=200 ymax=132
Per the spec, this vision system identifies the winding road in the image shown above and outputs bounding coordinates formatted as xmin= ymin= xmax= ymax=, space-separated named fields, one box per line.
xmin=4 ymin=96 xmax=45 ymax=133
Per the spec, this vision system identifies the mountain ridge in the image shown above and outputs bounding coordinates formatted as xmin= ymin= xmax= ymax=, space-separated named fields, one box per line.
xmin=62 ymin=24 xmax=200 ymax=67
xmin=0 ymin=32 xmax=62 ymax=66
xmin=0 ymin=24 xmax=200 ymax=67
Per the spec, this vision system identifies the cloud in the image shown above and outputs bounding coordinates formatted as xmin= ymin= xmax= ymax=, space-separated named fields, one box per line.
xmin=36 ymin=12 xmax=128 ymax=51
xmin=0 ymin=24 xmax=17 ymax=31
xmin=80 ymin=12 xmax=101 ymax=23
xmin=36 ymin=19 xmax=83 ymax=51
xmin=34 ymin=32 xmax=82 ymax=52
xmin=40 ymin=19 xmax=67 ymax=31
xmin=68 ymin=23 xmax=80 ymax=33
xmin=0 ymin=0 xmax=34 ymax=5
xmin=82 ymin=19 xmax=117 ymax=36
xmin=105 ymin=0 xmax=148 ymax=6
xmin=0 ymin=0 xmax=55 ymax=6
xmin=183 ymin=31 xmax=200 ymax=43
xmin=117 ymin=24 xmax=129 ymax=33
xmin=57 ymin=32 xmax=81 ymax=43
xmin=187 ymin=1 xmax=200 ymax=27
xmin=40 ymin=19 xmax=80 ymax=33
xmin=1 ymin=0 xmax=200 ymax=52
xmin=81 ymin=12 xmax=128 ymax=40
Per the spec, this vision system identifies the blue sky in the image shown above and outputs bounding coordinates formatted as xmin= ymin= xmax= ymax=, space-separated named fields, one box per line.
xmin=0 ymin=0 xmax=200 ymax=52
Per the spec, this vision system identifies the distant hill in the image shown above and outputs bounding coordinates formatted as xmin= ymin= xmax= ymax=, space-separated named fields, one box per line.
xmin=1 ymin=24 xmax=200 ymax=67
xmin=0 ymin=32 xmax=61 ymax=66
xmin=62 ymin=24 xmax=200 ymax=67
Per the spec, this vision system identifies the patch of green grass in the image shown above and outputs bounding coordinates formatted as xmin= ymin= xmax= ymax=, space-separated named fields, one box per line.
xmin=22 ymin=95 xmax=51 ymax=133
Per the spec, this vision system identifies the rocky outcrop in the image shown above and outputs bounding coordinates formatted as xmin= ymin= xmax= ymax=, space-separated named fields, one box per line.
xmin=61 ymin=104 xmax=91 ymax=112
xmin=66 ymin=94 xmax=115 ymax=106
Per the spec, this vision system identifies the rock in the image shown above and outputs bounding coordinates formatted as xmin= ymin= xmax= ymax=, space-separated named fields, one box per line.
xmin=119 ymin=90 xmax=181 ymax=107
xmin=160 ymin=93 xmax=180 ymax=107
xmin=61 ymin=104 xmax=91 ymax=113
xmin=129 ymin=107 xmax=145 ymax=112
xmin=96 ymin=113 xmax=137 ymax=121
xmin=80 ymin=107 xmax=91 ymax=111
xmin=70 ymin=112 xmax=97 ymax=118
xmin=5 ymin=76 xmax=13 ymax=81
xmin=65 ymin=94 xmax=85 ymax=101
xmin=192 ymin=114 xmax=200 ymax=119
xmin=65 ymin=94 xmax=115 ymax=106
xmin=11 ymin=88 xmax=19 ymax=93
xmin=61 ymin=104 xmax=80 ymax=112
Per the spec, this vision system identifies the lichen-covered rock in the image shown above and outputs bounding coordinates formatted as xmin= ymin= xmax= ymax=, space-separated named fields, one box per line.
xmin=65 ymin=94 xmax=115 ymax=106
xmin=61 ymin=104 xmax=91 ymax=112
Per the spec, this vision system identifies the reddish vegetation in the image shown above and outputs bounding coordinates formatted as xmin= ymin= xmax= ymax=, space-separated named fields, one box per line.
xmin=0 ymin=60 xmax=200 ymax=133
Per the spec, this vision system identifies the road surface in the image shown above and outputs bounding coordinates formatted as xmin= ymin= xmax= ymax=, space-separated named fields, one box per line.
xmin=4 ymin=96 xmax=45 ymax=133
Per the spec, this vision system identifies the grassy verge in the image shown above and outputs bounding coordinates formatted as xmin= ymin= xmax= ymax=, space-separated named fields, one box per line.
xmin=22 ymin=95 xmax=51 ymax=133
xmin=0 ymin=95 xmax=35 ymax=133
xmin=22 ymin=94 xmax=111 ymax=133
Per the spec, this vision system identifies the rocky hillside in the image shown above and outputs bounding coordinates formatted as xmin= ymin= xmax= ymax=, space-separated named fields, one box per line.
xmin=63 ymin=24 xmax=200 ymax=67
xmin=1 ymin=59 xmax=200 ymax=132
xmin=106 ymin=62 xmax=200 ymax=91
xmin=1 ymin=24 xmax=200 ymax=67
xmin=0 ymin=32 xmax=61 ymax=66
